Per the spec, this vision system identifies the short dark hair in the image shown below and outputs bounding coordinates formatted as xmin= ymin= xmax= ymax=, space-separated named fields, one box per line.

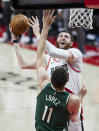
xmin=51 ymin=66 xmax=69 ymax=89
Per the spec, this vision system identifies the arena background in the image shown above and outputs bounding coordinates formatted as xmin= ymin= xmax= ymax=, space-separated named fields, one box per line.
xmin=0 ymin=1 xmax=99 ymax=131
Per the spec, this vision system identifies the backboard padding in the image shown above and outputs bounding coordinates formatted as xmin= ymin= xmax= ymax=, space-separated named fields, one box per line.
xmin=84 ymin=0 xmax=99 ymax=9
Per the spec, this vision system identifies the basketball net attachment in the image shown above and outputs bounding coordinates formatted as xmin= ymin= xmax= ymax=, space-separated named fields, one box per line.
xmin=68 ymin=8 xmax=93 ymax=29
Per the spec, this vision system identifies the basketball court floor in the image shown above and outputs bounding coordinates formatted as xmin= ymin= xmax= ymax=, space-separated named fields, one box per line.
xmin=0 ymin=43 xmax=99 ymax=131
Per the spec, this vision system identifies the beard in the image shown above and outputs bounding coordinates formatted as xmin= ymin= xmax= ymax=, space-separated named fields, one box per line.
xmin=56 ymin=41 xmax=71 ymax=50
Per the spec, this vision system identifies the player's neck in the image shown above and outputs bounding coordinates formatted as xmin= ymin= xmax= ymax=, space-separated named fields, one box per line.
xmin=55 ymin=87 xmax=65 ymax=91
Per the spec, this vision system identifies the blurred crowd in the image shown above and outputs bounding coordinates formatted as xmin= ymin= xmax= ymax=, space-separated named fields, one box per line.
xmin=0 ymin=0 xmax=99 ymax=55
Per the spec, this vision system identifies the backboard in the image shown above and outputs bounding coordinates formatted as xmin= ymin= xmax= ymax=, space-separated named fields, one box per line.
xmin=10 ymin=0 xmax=98 ymax=29
xmin=84 ymin=0 xmax=99 ymax=9
xmin=11 ymin=0 xmax=99 ymax=10
xmin=11 ymin=0 xmax=84 ymax=10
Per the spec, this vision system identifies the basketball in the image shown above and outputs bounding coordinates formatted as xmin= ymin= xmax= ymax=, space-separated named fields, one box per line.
xmin=9 ymin=14 xmax=30 ymax=35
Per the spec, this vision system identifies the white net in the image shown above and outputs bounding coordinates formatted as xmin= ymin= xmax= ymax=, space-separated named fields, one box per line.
xmin=68 ymin=8 xmax=93 ymax=29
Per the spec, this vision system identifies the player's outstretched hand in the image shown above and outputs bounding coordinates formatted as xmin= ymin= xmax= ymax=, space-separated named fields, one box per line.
xmin=28 ymin=16 xmax=40 ymax=37
xmin=42 ymin=10 xmax=57 ymax=28
xmin=79 ymin=84 xmax=87 ymax=98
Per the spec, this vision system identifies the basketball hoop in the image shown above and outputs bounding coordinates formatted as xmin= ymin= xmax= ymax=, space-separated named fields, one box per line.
xmin=68 ymin=8 xmax=93 ymax=29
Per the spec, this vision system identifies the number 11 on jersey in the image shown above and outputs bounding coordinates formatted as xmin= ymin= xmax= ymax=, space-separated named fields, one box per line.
xmin=42 ymin=105 xmax=53 ymax=123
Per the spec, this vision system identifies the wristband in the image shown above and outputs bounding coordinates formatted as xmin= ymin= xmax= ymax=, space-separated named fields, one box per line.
xmin=13 ymin=39 xmax=20 ymax=43
xmin=13 ymin=35 xmax=21 ymax=43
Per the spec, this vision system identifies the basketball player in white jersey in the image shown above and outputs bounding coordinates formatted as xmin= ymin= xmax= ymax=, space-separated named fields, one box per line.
xmin=28 ymin=16 xmax=83 ymax=131
xmin=45 ymin=32 xmax=83 ymax=131
xmin=11 ymin=12 xmax=84 ymax=131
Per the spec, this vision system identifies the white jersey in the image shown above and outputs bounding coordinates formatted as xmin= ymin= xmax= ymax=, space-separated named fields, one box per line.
xmin=46 ymin=48 xmax=82 ymax=95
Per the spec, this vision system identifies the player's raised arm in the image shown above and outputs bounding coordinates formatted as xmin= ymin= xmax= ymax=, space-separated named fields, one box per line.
xmin=9 ymin=24 xmax=37 ymax=70
xmin=36 ymin=10 xmax=56 ymax=92
xmin=9 ymin=14 xmax=36 ymax=69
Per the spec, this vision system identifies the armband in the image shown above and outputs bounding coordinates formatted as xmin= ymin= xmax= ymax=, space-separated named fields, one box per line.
xmin=12 ymin=35 xmax=21 ymax=43
xmin=13 ymin=39 xmax=20 ymax=43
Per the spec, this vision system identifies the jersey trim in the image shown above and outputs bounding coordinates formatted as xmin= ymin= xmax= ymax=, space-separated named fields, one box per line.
xmin=51 ymin=84 xmax=66 ymax=92
xmin=53 ymin=58 xmax=61 ymax=62
xmin=68 ymin=62 xmax=81 ymax=73
xmin=43 ymin=82 xmax=51 ymax=89
xmin=46 ymin=56 xmax=51 ymax=70
xmin=65 ymin=88 xmax=74 ymax=94
xmin=66 ymin=94 xmax=71 ymax=105
xmin=80 ymin=106 xmax=84 ymax=131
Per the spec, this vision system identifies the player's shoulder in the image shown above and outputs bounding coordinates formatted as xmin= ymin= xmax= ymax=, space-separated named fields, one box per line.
xmin=69 ymin=48 xmax=82 ymax=57
xmin=69 ymin=48 xmax=82 ymax=54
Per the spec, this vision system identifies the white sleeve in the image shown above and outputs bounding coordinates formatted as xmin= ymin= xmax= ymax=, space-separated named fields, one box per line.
xmin=37 ymin=35 xmax=69 ymax=60
xmin=69 ymin=48 xmax=82 ymax=62
xmin=46 ymin=41 xmax=70 ymax=60
xmin=68 ymin=48 xmax=82 ymax=71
